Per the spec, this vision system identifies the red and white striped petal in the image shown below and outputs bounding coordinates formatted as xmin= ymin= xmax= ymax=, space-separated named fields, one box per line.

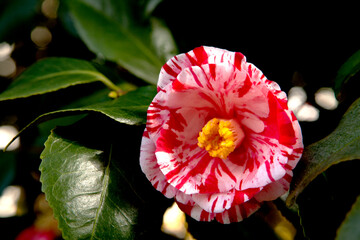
xmin=150 ymin=61 xmax=300 ymax=194
xmin=283 ymin=116 xmax=303 ymax=169
xmin=234 ymin=134 xmax=292 ymax=191
xmin=247 ymin=62 xmax=303 ymax=167
xmin=191 ymin=187 xmax=263 ymax=214
xmin=191 ymin=191 xmax=235 ymax=214
xmin=176 ymin=194 xmax=262 ymax=223
xmin=254 ymin=169 xmax=293 ymax=202
xmin=215 ymin=199 xmax=262 ymax=224
xmin=158 ymin=46 xmax=247 ymax=91
xmin=139 ymin=130 xmax=177 ymax=198
xmin=176 ymin=201 xmax=215 ymax=222
xmin=247 ymin=63 xmax=288 ymax=102
xmin=155 ymin=144 xmax=240 ymax=194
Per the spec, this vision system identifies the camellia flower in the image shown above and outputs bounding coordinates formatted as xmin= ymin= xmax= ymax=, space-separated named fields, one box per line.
xmin=140 ymin=46 xmax=303 ymax=223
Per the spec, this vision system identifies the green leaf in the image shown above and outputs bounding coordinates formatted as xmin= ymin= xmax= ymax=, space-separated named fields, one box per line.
xmin=336 ymin=195 xmax=360 ymax=240
xmin=65 ymin=0 xmax=165 ymax=84
xmin=334 ymin=49 xmax=360 ymax=96
xmin=5 ymin=86 xmax=156 ymax=150
xmin=150 ymin=17 xmax=178 ymax=61
xmin=287 ymin=97 xmax=360 ymax=206
xmin=0 ymin=58 xmax=118 ymax=101
xmin=40 ymin=129 xmax=139 ymax=239
xmin=78 ymin=0 xmax=135 ymax=28
xmin=35 ymin=86 xmax=155 ymax=125
xmin=40 ymin=117 xmax=171 ymax=239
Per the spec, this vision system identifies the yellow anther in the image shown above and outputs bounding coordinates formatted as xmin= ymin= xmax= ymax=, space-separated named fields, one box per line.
xmin=197 ymin=118 xmax=245 ymax=159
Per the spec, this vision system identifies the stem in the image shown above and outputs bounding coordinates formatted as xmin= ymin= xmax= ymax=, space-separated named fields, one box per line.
xmin=97 ymin=74 xmax=122 ymax=93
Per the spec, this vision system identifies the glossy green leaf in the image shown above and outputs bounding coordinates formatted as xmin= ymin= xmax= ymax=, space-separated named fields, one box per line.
xmin=0 ymin=58 xmax=117 ymax=101
xmin=40 ymin=129 xmax=139 ymax=239
xmin=5 ymin=86 xmax=156 ymax=150
xmin=150 ymin=17 xmax=178 ymax=61
xmin=336 ymin=195 xmax=360 ymax=240
xmin=40 ymin=118 xmax=171 ymax=239
xmin=65 ymin=0 xmax=165 ymax=84
xmin=334 ymin=49 xmax=360 ymax=96
xmin=78 ymin=0 xmax=135 ymax=28
xmin=33 ymin=86 xmax=155 ymax=125
xmin=287 ymin=97 xmax=360 ymax=206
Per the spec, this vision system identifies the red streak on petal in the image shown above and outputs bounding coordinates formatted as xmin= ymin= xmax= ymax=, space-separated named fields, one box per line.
xmin=161 ymin=182 xmax=171 ymax=195
xmin=211 ymin=197 xmax=219 ymax=212
xmin=238 ymin=75 xmax=252 ymax=98
xmin=294 ymin=148 xmax=303 ymax=154
xmin=185 ymin=52 xmax=198 ymax=66
xmin=193 ymin=46 xmax=209 ymax=65
xmin=218 ymin=160 xmax=237 ymax=183
xmin=223 ymin=200 xmax=228 ymax=209
xmin=157 ymin=86 xmax=166 ymax=92
xmin=234 ymin=52 xmax=245 ymax=70
xmin=264 ymin=91 xmax=297 ymax=146
xmin=247 ymin=65 xmax=253 ymax=77
xmin=189 ymin=67 xmax=204 ymax=87
xmin=233 ymin=192 xmax=245 ymax=205
xmin=167 ymin=109 xmax=187 ymax=132
xmin=171 ymin=79 xmax=187 ymax=91
xmin=223 ymin=80 xmax=229 ymax=89
xmin=199 ymin=92 xmax=221 ymax=113
xmin=200 ymin=210 xmax=212 ymax=221
xmin=265 ymin=161 xmax=275 ymax=182
xmin=146 ymin=123 xmax=161 ymax=135
xmin=163 ymin=63 xmax=178 ymax=77
xmin=143 ymin=130 xmax=150 ymax=138
xmin=290 ymin=111 xmax=297 ymax=121
xmin=171 ymin=58 xmax=182 ymax=71
xmin=279 ymin=122 xmax=296 ymax=145
xmin=233 ymin=188 xmax=261 ymax=205
xmin=209 ymin=64 xmax=216 ymax=79
xmin=176 ymin=201 xmax=193 ymax=216
xmin=157 ymin=130 xmax=182 ymax=153
xmin=284 ymin=173 xmax=292 ymax=183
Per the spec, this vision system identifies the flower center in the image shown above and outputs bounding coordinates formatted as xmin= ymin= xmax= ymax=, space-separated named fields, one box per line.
xmin=197 ymin=118 xmax=245 ymax=159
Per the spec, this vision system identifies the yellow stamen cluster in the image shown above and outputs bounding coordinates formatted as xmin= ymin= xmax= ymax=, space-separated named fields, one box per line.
xmin=197 ymin=118 xmax=244 ymax=159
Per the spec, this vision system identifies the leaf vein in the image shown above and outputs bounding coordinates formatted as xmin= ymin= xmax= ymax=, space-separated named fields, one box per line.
xmin=90 ymin=145 xmax=112 ymax=240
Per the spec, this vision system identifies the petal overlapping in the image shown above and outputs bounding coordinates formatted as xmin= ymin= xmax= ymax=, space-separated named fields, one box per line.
xmin=140 ymin=46 xmax=303 ymax=224
xmin=139 ymin=130 xmax=177 ymax=198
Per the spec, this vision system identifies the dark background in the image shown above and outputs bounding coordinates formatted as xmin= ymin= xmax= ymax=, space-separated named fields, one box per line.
xmin=0 ymin=1 xmax=359 ymax=239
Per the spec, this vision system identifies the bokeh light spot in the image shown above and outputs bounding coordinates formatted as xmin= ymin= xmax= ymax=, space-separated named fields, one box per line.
xmin=288 ymin=86 xmax=307 ymax=112
xmin=296 ymin=103 xmax=320 ymax=122
xmin=0 ymin=125 xmax=20 ymax=151
xmin=0 ymin=58 xmax=16 ymax=77
xmin=0 ymin=186 xmax=23 ymax=217
xmin=0 ymin=42 xmax=14 ymax=61
xmin=315 ymin=87 xmax=338 ymax=110
xmin=162 ymin=202 xmax=188 ymax=239
xmin=41 ymin=0 xmax=59 ymax=19
xmin=31 ymin=26 xmax=52 ymax=48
